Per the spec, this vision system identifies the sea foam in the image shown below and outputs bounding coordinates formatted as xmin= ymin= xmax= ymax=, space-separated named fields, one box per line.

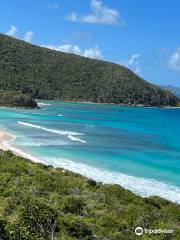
xmin=43 ymin=157 xmax=180 ymax=204
xmin=68 ymin=135 xmax=86 ymax=143
xmin=37 ymin=102 xmax=51 ymax=106
xmin=17 ymin=121 xmax=86 ymax=143
xmin=3 ymin=137 xmax=180 ymax=204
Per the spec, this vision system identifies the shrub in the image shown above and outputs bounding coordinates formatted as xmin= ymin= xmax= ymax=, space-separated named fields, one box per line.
xmin=62 ymin=196 xmax=86 ymax=215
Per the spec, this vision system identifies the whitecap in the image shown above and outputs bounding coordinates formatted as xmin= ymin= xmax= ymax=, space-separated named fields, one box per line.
xmin=17 ymin=121 xmax=86 ymax=143
xmin=68 ymin=135 xmax=86 ymax=143
xmin=18 ymin=139 xmax=69 ymax=147
xmin=37 ymin=102 xmax=51 ymax=106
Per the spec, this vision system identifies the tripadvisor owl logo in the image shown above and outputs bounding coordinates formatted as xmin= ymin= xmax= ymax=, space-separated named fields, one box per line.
xmin=134 ymin=226 xmax=174 ymax=235
xmin=135 ymin=227 xmax=144 ymax=235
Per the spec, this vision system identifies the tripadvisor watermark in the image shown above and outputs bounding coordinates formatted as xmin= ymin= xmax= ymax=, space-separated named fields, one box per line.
xmin=134 ymin=227 xmax=173 ymax=236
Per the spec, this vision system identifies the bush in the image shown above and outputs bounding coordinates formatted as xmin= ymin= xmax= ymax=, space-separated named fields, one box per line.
xmin=62 ymin=196 xmax=86 ymax=215
xmin=0 ymin=151 xmax=180 ymax=239
xmin=64 ymin=221 xmax=92 ymax=238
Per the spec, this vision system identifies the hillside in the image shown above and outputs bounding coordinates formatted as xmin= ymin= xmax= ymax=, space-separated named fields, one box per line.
xmin=160 ymin=85 xmax=180 ymax=97
xmin=0 ymin=150 xmax=179 ymax=240
xmin=0 ymin=33 xmax=178 ymax=107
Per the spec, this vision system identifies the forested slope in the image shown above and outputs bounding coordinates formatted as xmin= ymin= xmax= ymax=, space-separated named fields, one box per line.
xmin=0 ymin=33 xmax=178 ymax=106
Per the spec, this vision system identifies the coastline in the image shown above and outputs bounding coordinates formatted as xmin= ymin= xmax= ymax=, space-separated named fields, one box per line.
xmin=0 ymin=129 xmax=15 ymax=151
xmin=1 ymin=129 xmax=180 ymax=204
xmin=0 ymin=129 xmax=43 ymax=163
xmin=37 ymin=99 xmax=180 ymax=109
xmin=1 ymin=142 xmax=179 ymax=239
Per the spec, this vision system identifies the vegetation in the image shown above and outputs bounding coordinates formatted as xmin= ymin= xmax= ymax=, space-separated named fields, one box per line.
xmin=160 ymin=85 xmax=180 ymax=97
xmin=0 ymin=90 xmax=37 ymax=108
xmin=0 ymin=33 xmax=178 ymax=107
xmin=0 ymin=150 xmax=179 ymax=240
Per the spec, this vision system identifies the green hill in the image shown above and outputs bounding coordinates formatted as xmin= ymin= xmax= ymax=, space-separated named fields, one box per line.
xmin=0 ymin=151 xmax=179 ymax=240
xmin=0 ymin=33 xmax=178 ymax=106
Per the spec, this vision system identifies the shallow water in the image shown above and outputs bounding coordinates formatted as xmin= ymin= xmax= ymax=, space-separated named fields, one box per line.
xmin=0 ymin=101 xmax=180 ymax=203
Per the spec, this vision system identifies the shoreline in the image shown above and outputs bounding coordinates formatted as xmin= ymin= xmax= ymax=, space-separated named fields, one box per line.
xmin=37 ymin=100 xmax=180 ymax=109
xmin=0 ymin=100 xmax=179 ymax=110
xmin=0 ymin=129 xmax=43 ymax=163
xmin=0 ymin=129 xmax=180 ymax=204
xmin=0 ymin=129 xmax=15 ymax=151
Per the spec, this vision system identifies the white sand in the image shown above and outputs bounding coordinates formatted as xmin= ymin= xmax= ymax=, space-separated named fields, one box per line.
xmin=0 ymin=129 xmax=15 ymax=151
xmin=0 ymin=129 xmax=43 ymax=163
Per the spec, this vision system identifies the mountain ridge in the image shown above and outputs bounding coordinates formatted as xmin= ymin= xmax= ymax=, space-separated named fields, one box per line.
xmin=160 ymin=85 xmax=180 ymax=97
xmin=0 ymin=33 xmax=178 ymax=106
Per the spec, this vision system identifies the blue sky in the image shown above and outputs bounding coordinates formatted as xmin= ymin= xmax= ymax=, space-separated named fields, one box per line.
xmin=1 ymin=0 xmax=180 ymax=87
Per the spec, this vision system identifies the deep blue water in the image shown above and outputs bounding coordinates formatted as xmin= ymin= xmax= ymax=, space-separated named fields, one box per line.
xmin=0 ymin=101 xmax=180 ymax=203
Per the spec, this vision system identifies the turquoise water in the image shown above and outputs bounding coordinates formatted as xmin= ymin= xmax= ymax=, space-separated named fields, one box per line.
xmin=0 ymin=101 xmax=180 ymax=203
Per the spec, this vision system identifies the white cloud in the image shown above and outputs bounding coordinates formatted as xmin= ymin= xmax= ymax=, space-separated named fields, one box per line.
xmin=6 ymin=26 xmax=18 ymax=36
xmin=66 ymin=0 xmax=124 ymax=26
xmin=120 ymin=53 xmax=141 ymax=74
xmin=126 ymin=54 xmax=140 ymax=66
xmin=67 ymin=12 xmax=78 ymax=22
xmin=169 ymin=47 xmax=180 ymax=70
xmin=83 ymin=46 xmax=103 ymax=58
xmin=46 ymin=2 xmax=59 ymax=9
xmin=43 ymin=44 xmax=81 ymax=55
xmin=24 ymin=31 xmax=34 ymax=43
xmin=41 ymin=44 xmax=103 ymax=59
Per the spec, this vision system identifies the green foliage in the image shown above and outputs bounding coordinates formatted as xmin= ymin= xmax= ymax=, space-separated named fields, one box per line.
xmin=0 ymin=33 xmax=178 ymax=107
xmin=0 ymin=219 xmax=8 ymax=240
xmin=61 ymin=196 xmax=86 ymax=215
xmin=0 ymin=90 xmax=37 ymax=108
xmin=19 ymin=199 xmax=58 ymax=240
xmin=0 ymin=151 xmax=180 ymax=239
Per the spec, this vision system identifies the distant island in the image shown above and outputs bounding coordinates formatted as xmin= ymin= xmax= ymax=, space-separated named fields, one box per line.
xmin=0 ymin=33 xmax=179 ymax=107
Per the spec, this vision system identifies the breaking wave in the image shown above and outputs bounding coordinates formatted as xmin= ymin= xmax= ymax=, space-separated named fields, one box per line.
xmin=3 ymin=133 xmax=180 ymax=204
xmin=17 ymin=121 xmax=86 ymax=143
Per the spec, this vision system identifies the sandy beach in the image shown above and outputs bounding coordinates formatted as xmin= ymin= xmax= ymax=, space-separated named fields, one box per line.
xmin=0 ymin=129 xmax=43 ymax=163
xmin=0 ymin=129 xmax=15 ymax=151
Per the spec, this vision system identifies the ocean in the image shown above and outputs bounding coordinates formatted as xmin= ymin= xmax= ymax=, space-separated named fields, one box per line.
xmin=0 ymin=101 xmax=180 ymax=203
